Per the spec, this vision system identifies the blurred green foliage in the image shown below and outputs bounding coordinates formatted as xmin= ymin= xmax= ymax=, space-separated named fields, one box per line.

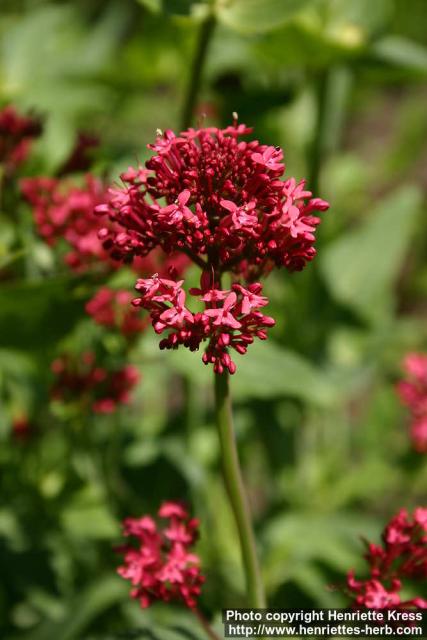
xmin=0 ymin=0 xmax=426 ymax=638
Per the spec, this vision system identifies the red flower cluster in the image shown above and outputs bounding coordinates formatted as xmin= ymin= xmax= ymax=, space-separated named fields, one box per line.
xmin=347 ymin=507 xmax=427 ymax=609
xmin=117 ymin=501 xmax=204 ymax=609
xmin=50 ymin=352 xmax=139 ymax=413
xmin=396 ymin=353 xmax=427 ymax=453
xmin=86 ymin=287 xmax=146 ymax=337
xmin=132 ymin=274 xmax=275 ymax=374
xmin=95 ymin=123 xmax=329 ymax=279
xmin=21 ymin=175 xmax=112 ymax=272
xmin=0 ymin=105 xmax=42 ymax=173
xmin=93 ymin=122 xmax=328 ymax=371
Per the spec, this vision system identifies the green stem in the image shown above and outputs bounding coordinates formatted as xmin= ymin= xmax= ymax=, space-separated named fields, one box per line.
xmin=214 ymin=371 xmax=266 ymax=608
xmin=308 ymin=70 xmax=329 ymax=195
xmin=308 ymin=66 xmax=351 ymax=194
xmin=194 ymin=608 xmax=222 ymax=640
xmin=180 ymin=12 xmax=216 ymax=130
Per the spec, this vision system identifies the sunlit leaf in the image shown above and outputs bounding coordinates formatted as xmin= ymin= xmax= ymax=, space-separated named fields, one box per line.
xmin=324 ymin=0 xmax=392 ymax=37
xmin=231 ymin=340 xmax=337 ymax=406
xmin=320 ymin=186 xmax=423 ymax=324
xmin=371 ymin=36 xmax=427 ymax=75
xmin=137 ymin=0 xmax=162 ymax=12
xmin=167 ymin=339 xmax=336 ymax=406
xmin=217 ymin=0 xmax=311 ymax=35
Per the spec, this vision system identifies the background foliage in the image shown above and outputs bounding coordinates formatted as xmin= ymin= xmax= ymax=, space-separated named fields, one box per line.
xmin=1 ymin=0 xmax=426 ymax=638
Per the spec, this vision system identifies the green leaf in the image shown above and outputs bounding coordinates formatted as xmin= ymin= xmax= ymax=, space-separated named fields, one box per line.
xmin=320 ymin=186 xmax=423 ymax=324
xmin=0 ymin=4 xmax=129 ymax=169
xmin=263 ymin=512 xmax=381 ymax=595
xmin=0 ymin=277 xmax=83 ymax=350
xmin=248 ymin=0 xmax=395 ymax=69
xmin=163 ymin=0 xmax=198 ymax=15
xmin=231 ymin=340 xmax=337 ymax=406
xmin=61 ymin=505 xmax=119 ymax=540
xmin=0 ymin=509 xmax=25 ymax=548
xmin=22 ymin=576 xmax=127 ymax=640
xmin=371 ymin=36 xmax=427 ymax=75
xmin=254 ymin=19 xmax=364 ymax=70
xmin=121 ymin=604 xmax=213 ymax=640
xmin=217 ymin=0 xmax=311 ymax=35
xmin=324 ymin=0 xmax=392 ymax=37
xmin=137 ymin=0 xmax=162 ymax=12
xmin=136 ymin=0 xmax=204 ymax=17
xmin=60 ymin=486 xmax=119 ymax=539
xmin=167 ymin=338 xmax=336 ymax=406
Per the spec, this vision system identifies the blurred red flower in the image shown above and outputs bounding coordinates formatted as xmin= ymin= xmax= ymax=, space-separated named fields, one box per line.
xmin=0 ymin=105 xmax=42 ymax=174
xmin=21 ymin=175 xmax=113 ymax=273
xmin=397 ymin=353 xmax=427 ymax=453
xmin=50 ymin=351 xmax=139 ymax=414
xmin=86 ymin=287 xmax=147 ymax=337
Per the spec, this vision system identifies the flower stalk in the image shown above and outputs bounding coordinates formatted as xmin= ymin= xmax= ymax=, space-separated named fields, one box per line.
xmin=181 ymin=11 xmax=216 ymax=129
xmin=214 ymin=370 xmax=266 ymax=608
xmin=194 ymin=608 xmax=222 ymax=640
xmin=308 ymin=70 xmax=329 ymax=195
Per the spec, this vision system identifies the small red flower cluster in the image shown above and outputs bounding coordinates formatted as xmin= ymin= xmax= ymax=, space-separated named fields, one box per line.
xmin=132 ymin=273 xmax=275 ymax=374
xmin=0 ymin=105 xmax=42 ymax=173
xmin=347 ymin=507 xmax=427 ymax=609
xmin=86 ymin=287 xmax=146 ymax=337
xmin=95 ymin=123 xmax=329 ymax=279
xmin=11 ymin=415 xmax=33 ymax=441
xmin=396 ymin=353 xmax=427 ymax=453
xmin=117 ymin=501 xmax=204 ymax=609
xmin=50 ymin=352 xmax=139 ymax=413
xmin=57 ymin=131 xmax=99 ymax=177
xmin=21 ymin=175 xmax=112 ymax=272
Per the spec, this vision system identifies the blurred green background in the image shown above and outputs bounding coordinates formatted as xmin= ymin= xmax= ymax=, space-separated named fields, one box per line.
xmin=0 ymin=0 xmax=426 ymax=638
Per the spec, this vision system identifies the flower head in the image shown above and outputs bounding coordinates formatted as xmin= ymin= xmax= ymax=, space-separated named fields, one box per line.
xmin=50 ymin=352 xmax=139 ymax=413
xmin=116 ymin=501 xmax=204 ymax=609
xmin=94 ymin=122 xmax=328 ymax=373
xmin=95 ymin=122 xmax=329 ymax=279
xmin=346 ymin=507 xmax=427 ymax=610
xmin=396 ymin=353 xmax=427 ymax=453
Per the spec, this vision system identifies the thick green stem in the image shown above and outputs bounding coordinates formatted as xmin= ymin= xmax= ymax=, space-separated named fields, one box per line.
xmin=214 ymin=371 xmax=266 ymax=608
xmin=180 ymin=12 xmax=216 ymax=130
